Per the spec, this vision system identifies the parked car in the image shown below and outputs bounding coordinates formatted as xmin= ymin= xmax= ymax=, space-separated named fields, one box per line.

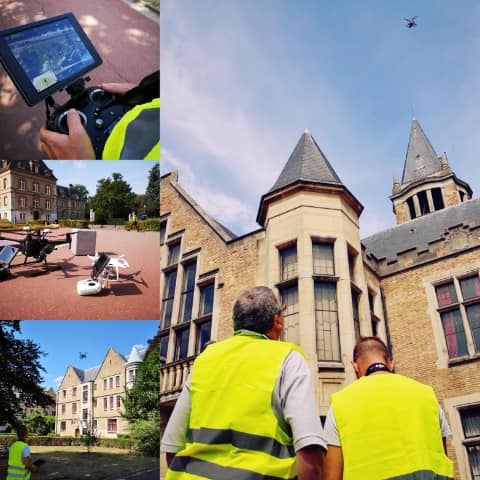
xmin=138 ymin=214 xmax=148 ymax=220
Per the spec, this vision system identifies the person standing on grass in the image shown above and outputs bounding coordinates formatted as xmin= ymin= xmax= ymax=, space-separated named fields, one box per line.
xmin=6 ymin=425 xmax=38 ymax=480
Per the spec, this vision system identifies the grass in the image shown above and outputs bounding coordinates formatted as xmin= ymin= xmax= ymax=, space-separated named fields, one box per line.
xmin=0 ymin=446 xmax=159 ymax=480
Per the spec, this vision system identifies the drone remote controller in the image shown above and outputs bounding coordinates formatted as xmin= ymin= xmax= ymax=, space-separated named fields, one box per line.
xmin=46 ymin=82 xmax=131 ymax=159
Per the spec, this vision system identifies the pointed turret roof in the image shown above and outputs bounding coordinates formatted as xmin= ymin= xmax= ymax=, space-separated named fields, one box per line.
xmin=269 ymin=129 xmax=343 ymax=192
xmin=126 ymin=345 xmax=146 ymax=365
xmin=401 ymin=118 xmax=442 ymax=184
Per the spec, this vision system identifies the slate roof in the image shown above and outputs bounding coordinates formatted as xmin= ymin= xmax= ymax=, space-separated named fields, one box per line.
xmin=0 ymin=160 xmax=56 ymax=179
xmin=126 ymin=345 xmax=146 ymax=364
xmin=71 ymin=365 xmax=100 ymax=382
xmin=269 ymin=129 xmax=343 ymax=193
xmin=57 ymin=185 xmax=84 ymax=199
xmin=362 ymin=197 xmax=480 ymax=263
xmin=401 ymin=118 xmax=442 ymax=185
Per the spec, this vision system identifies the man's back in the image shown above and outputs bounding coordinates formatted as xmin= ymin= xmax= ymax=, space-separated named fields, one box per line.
xmin=331 ymin=373 xmax=453 ymax=479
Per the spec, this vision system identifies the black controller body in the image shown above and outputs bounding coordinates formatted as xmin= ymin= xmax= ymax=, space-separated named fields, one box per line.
xmin=46 ymin=85 xmax=132 ymax=159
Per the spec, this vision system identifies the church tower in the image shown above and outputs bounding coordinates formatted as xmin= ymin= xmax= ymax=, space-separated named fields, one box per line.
xmin=391 ymin=118 xmax=472 ymax=224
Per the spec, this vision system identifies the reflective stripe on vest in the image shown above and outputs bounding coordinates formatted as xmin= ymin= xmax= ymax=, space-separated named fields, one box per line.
xmin=102 ymin=98 xmax=160 ymax=160
xmin=331 ymin=374 xmax=454 ymax=480
xmin=166 ymin=334 xmax=303 ymax=480
xmin=7 ymin=441 xmax=30 ymax=480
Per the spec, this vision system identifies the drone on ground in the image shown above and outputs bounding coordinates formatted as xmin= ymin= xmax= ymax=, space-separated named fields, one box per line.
xmin=404 ymin=16 xmax=417 ymax=28
xmin=0 ymin=227 xmax=74 ymax=279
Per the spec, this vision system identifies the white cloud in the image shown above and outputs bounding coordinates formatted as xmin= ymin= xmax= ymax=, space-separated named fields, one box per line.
xmin=54 ymin=376 xmax=64 ymax=387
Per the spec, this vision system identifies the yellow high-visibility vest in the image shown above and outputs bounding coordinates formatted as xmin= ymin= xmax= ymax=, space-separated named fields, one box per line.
xmin=6 ymin=440 xmax=31 ymax=480
xmin=102 ymin=98 xmax=160 ymax=160
xmin=166 ymin=334 xmax=304 ymax=480
xmin=331 ymin=373 xmax=454 ymax=480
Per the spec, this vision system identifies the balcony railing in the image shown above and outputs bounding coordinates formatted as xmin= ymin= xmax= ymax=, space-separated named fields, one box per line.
xmin=160 ymin=356 xmax=195 ymax=403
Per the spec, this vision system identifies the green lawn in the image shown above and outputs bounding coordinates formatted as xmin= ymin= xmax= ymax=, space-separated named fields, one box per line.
xmin=0 ymin=446 xmax=159 ymax=480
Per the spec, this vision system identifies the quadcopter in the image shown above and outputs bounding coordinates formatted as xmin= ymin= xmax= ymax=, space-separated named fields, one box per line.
xmin=0 ymin=227 xmax=74 ymax=278
xmin=404 ymin=16 xmax=417 ymax=28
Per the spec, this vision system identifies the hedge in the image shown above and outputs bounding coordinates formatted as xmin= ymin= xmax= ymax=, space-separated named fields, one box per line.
xmin=124 ymin=218 xmax=160 ymax=232
xmin=0 ymin=434 xmax=131 ymax=449
xmin=58 ymin=219 xmax=89 ymax=228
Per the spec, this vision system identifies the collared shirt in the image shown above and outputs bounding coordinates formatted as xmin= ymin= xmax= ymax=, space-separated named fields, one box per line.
xmin=161 ymin=330 xmax=327 ymax=453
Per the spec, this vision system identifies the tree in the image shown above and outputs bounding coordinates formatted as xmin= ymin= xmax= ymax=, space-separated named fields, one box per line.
xmin=144 ymin=163 xmax=159 ymax=217
xmin=22 ymin=410 xmax=55 ymax=435
xmin=89 ymin=173 xmax=136 ymax=223
xmin=72 ymin=184 xmax=89 ymax=199
xmin=0 ymin=321 xmax=54 ymax=426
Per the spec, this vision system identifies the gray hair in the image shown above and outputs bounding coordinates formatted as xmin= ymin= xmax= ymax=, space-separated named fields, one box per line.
xmin=233 ymin=286 xmax=280 ymax=334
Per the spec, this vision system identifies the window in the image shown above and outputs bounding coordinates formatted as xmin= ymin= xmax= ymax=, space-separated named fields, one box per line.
xmin=109 ymin=378 xmax=113 ymax=389
xmin=128 ymin=369 xmax=136 ymax=381
xmin=435 ymin=275 xmax=480 ymax=360
xmin=315 ymin=281 xmax=341 ymax=361
xmin=61 ymin=404 xmax=66 ymax=414
xmin=72 ymin=387 xmax=77 ymax=397
xmin=313 ymin=243 xmax=334 ymax=276
xmin=418 ymin=190 xmax=430 ymax=215
xmin=279 ymin=285 xmax=299 ymax=345
xmin=46 ymin=200 xmax=51 ymax=210
xmin=72 ymin=403 xmax=77 ymax=414
xmin=280 ymin=244 xmax=297 ymax=280
xmin=115 ymin=375 xmax=120 ymax=387
xmin=406 ymin=196 xmax=416 ymax=220
xmin=175 ymin=327 xmax=190 ymax=361
xmin=160 ymin=334 xmax=169 ymax=360
xmin=19 ymin=179 xmax=25 ymax=190
xmin=369 ymin=291 xmax=379 ymax=336
xmin=3 ymin=196 xmax=7 ymax=206
xmin=20 ymin=197 xmax=25 ymax=207
xmin=46 ymin=185 xmax=51 ymax=195
xmin=431 ymin=187 xmax=444 ymax=211
xmin=109 ymin=396 xmax=114 ymax=410
xmin=161 ymin=270 xmax=177 ymax=329
xmin=196 ymin=320 xmax=212 ymax=354
xmin=60 ymin=421 xmax=66 ymax=432
xmin=93 ymin=399 xmax=97 ymax=408
xmin=107 ymin=419 xmax=117 ymax=433
xmin=93 ymin=420 xmax=97 ymax=430
xmin=103 ymin=398 xmax=108 ymax=411
xmin=82 ymin=386 xmax=88 ymax=402
xmin=2 ymin=178 xmax=6 ymax=189
xmin=33 ymin=183 xmax=39 ymax=193
xmin=348 ymin=251 xmax=356 ymax=282
xmin=160 ymin=220 xmax=167 ymax=244
xmin=82 ymin=408 xmax=88 ymax=421
xmin=33 ymin=199 xmax=39 ymax=208
xmin=168 ymin=242 xmax=181 ymax=266
xmin=460 ymin=406 xmax=480 ymax=479
xmin=103 ymin=379 xmax=108 ymax=390
xmin=116 ymin=396 xmax=121 ymax=409
xmin=352 ymin=290 xmax=361 ymax=340
xmin=199 ymin=283 xmax=214 ymax=317
xmin=179 ymin=261 xmax=196 ymax=322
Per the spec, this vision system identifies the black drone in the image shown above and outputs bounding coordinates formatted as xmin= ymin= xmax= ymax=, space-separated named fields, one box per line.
xmin=0 ymin=228 xmax=74 ymax=279
xmin=404 ymin=16 xmax=417 ymax=28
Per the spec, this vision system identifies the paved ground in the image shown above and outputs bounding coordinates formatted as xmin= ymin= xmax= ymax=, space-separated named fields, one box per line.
xmin=0 ymin=227 xmax=159 ymax=319
xmin=0 ymin=0 xmax=160 ymax=160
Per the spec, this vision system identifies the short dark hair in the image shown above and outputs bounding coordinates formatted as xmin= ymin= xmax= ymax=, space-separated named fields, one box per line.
xmin=233 ymin=286 xmax=280 ymax=334
xmin=353 ymin=336 xmax=390 ymax=362
xmin=16 ymin=425 xmax=28 ymax=439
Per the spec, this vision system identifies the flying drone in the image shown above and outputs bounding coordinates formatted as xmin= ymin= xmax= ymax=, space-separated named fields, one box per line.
xmin=404 ymin=16 xmax=417 ymax=28
xmin=0 ymin=227 xmax=74 ymax=279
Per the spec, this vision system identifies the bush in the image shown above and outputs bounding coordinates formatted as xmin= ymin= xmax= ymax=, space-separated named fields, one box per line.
xmin=58 ymin=219 xmax=89 ymax=228
xmin=97 ymin=437 xmax=132 ymax=449
xmin=124 ymin=218 xmax=160 ymax=232
xmin=128 ymin=413 xmax=159 ymax=457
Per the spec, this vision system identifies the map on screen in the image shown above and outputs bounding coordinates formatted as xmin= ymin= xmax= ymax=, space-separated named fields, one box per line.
xmin=5 ymin=17 xmax=96 ymax=93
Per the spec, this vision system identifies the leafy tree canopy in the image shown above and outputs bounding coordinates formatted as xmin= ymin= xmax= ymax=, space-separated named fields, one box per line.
xmin=72 ymin=184 xmax=89 ymax=199
xmin=89 ymin=173 xmax=136 ymax=223
xmin=144 ymin=163 xmax=159 ymax=217
xmin=0 ymin=321 xmax=54 ymax=426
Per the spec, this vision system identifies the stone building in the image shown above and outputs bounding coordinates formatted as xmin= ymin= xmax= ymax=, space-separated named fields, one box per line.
xmin=0 ymin=160 xmax=86 ymax=223
xmin=160 ymin=118 xmax=480 ymax=479
xmin=56 ymin=346 xmax=145 ymax=438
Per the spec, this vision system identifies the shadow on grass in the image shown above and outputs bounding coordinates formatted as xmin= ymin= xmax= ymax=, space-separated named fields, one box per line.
xmin=1 ymin=448 xmax=158 ymax=480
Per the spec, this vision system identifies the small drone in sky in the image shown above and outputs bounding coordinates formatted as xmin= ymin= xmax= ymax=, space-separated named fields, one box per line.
xmin=404 ymin=16 xmax=417 ymax=28
xmin=79 ymin=352 xmax=88 ymax=360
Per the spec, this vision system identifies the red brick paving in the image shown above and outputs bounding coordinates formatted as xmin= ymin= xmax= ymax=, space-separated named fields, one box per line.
xmin=0 ymin=227 xmax=159 ymax=319
xmin=0 ymin=0 xmax=160 ymax=160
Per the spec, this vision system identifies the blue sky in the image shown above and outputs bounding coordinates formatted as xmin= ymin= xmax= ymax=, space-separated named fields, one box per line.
xmin=44 ymin=161 xmax=158 ymax=197
xmin=16 ymin=320 xmax=159 ymax=390
xmin=162 ymin=1 xmax=480 ymax=237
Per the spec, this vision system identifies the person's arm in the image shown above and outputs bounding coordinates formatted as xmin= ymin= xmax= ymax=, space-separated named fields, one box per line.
xmin=23 ymin=455 xmax=38 ymax=473
xmin=296 ymin=444 xmax=325 ymax=480
xmin=324 ymin=445 xmax=343 ymax=480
